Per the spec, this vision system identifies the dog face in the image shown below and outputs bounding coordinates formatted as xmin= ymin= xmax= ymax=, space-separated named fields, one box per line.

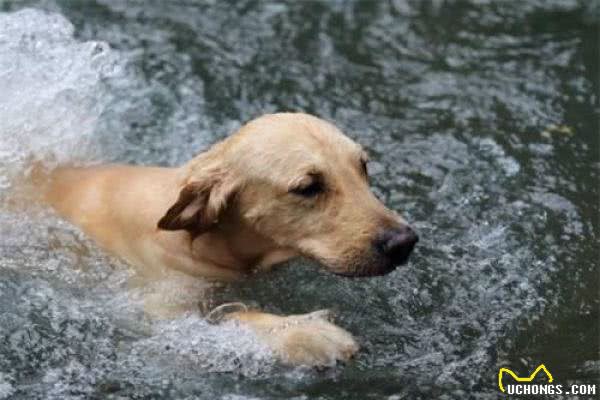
xmin=158 ymin=113 xmax=418 ymax=277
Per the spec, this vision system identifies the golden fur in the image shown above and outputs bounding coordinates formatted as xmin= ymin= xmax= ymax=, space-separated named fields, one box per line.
xmin=44 ymin=113 xmax=415 ymax=366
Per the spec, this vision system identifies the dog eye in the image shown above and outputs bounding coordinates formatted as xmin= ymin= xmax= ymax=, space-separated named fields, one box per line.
xmin=290 ymin=181 xmax=324 ymax=197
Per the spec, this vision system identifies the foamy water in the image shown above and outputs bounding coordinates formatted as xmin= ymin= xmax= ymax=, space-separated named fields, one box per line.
xmin=0 ymin=9 xmax=119 ymax=184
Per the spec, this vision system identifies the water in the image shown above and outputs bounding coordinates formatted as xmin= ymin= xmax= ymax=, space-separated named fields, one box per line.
xmin=0 ymin=1 xmax=598 ymax=399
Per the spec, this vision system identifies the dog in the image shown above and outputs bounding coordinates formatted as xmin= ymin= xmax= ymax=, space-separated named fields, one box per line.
xmin=43 ymin=112 xmax=418 ymax=366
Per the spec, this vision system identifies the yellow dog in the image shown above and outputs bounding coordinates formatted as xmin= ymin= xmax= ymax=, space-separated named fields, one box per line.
xmin=45 ymin=113 xmax=418 ymax=366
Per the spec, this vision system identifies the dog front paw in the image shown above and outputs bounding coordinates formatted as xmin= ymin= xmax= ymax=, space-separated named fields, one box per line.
xmin=276 ymin=316 xmax=359 ymax=366
xmin=230 ymin=309 xmax=358 ymax=367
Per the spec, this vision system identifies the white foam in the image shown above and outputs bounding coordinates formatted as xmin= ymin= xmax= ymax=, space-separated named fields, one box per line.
xmin=0 ymin=373 xmax=14 ymax=400
xmin=124 ymin=316 xmax=275 ymax=376
xmin=0 ymin=8 xmax=120 ymax=188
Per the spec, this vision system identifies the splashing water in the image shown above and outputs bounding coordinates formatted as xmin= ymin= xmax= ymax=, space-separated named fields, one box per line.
xmin=0 ymin=9 xmax=119 ymax=185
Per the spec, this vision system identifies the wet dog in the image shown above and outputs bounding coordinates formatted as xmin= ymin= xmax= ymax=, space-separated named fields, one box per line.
xmin=45 ymin=113 xmax=418 ymax=366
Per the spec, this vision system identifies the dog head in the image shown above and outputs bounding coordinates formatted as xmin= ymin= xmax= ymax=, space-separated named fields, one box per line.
xmin=158 ymin=113 xmax=418 ymax=277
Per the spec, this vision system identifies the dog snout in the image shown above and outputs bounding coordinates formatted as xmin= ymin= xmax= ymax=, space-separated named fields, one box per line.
xmin=374 ymin=225 xmax=419 ymax=266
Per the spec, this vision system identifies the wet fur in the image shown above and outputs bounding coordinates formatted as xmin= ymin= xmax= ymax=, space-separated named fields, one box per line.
xmin=43 ymin=113 xmax=408 ymax=366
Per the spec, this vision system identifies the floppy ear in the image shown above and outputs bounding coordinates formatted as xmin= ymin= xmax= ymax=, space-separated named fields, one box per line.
xmin=157 ymin=173 xmax=236 ymax=233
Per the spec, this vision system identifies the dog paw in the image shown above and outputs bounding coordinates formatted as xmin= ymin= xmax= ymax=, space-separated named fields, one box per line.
xmin=226 ymin=309 xmax=359 ymax=367
xmin=266 ymin=310 xmax=359 ymax=367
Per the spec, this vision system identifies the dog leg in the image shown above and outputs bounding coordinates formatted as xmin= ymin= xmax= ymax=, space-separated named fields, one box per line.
xmin=132 ymin=271 xmax=220 ymax=319
xmin=225 ymin=309 xmax=359 ymax=367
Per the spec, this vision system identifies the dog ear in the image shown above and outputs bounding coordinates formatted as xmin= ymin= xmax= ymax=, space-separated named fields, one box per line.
xmin=157 ymin=173 xmax=236 ymax=233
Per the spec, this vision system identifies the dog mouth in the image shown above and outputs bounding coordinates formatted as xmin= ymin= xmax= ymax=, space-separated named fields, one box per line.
xmin=305 ymin=237 xmax=417 ymax=278
xmin=332 ymin=269 xmax=393 ymax=278
xmin=334 ymin=227 xmax=418 ymax=277
xmin=328 ymin=253 xmax=413 ymax=278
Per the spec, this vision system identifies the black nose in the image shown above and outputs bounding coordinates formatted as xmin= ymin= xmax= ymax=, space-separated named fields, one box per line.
xmin=374 ymin=226 xmax=419 ymax=265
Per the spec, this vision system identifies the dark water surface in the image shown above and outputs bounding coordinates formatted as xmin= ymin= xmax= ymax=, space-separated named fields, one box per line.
xmin=0 ymin=1 xmax=598 ymax=399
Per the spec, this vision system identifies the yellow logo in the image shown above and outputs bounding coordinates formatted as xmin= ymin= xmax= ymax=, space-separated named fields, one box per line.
xmin=498 ymin=364 xmax=554 ymax=392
